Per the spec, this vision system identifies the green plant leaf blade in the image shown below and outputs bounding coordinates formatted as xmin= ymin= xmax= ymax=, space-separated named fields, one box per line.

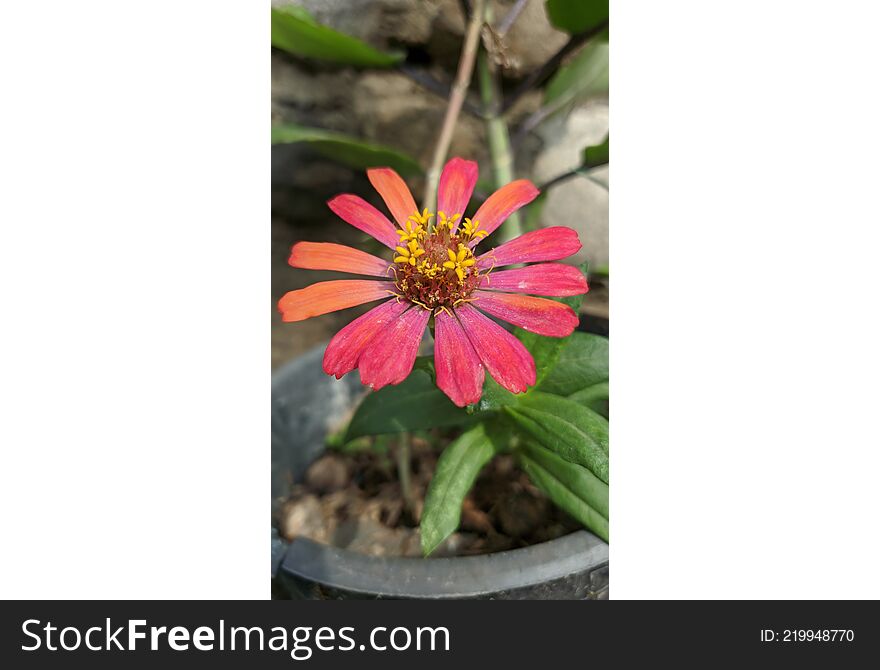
xmin=271 ymin=123 xmax=422 ymax=175
xmin=544 ymin=40 xmax=608 ymax=107
xmin=545 ymin=0 xmax=609 ymax=36
xmin=567 ymin=381 xmax=609 ymax=419
xmin=420 ymin=423 xmax=498 ymax=556
xmin=519 ymin=451 xmax=609 ymax=542
xmin=536 ymin=331 xmax=608 ymax=396
xmin=519 ymin=440 xmax=608 ymax=519
xmin=345 ymin=370 xmax=476 ymax=442
xmin=271 ymin=7 xmax=403 ymax=68
xmin=581 ymin=135 xmax=609 ymax=171
xmin=504 ymin=391 xmax=608 ymax=482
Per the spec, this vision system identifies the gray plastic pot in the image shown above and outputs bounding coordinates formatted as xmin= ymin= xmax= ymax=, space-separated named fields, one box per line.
xmin=271 ymin=344 xmax=609 ymax=600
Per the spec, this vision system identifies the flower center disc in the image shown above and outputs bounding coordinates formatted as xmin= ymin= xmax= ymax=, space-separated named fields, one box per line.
xmin=392 ymin=211 xmax=487 ymax=311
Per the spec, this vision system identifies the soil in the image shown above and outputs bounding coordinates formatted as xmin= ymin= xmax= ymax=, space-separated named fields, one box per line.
xmin=274 ymin=434 xmax=580 ymax=558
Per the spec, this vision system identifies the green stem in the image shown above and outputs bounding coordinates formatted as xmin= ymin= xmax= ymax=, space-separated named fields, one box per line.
xmin=397 ymin=434 xmax=415 ymax=518
xmin=477 ymin=48 xmax=521 ymax=243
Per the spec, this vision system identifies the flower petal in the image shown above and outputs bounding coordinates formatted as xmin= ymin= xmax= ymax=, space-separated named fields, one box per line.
xmin=278 ymin=280 xmax=395 ymax=323
xmin=455 ymin=304 xmax=536 ymax=394
xmin=477 ymin=226 xmax=582 ymax=268
xmin=480 ymin=263 xmax=588 ymax=296
xmin=289 ymin=242 xmax=391 ymax=277
xmin=437 ymin=157 xmax=478 ymax=227
xmin=323 ymin=298 xmax=410 ymax=379
xmin=367 ymin=167 xmax=419 ymax=228
xmin=358 ymin=305 xmax=430 ymax=390
xmin=327 ymin=194 xmax=400 ymax=249
xmin=434 ymin=309 xmax=484 ymax=407
xmin=469 ymin=179 xmax=539 ymax=244
xmin=472 ymin=291 xmax=579 ymax=337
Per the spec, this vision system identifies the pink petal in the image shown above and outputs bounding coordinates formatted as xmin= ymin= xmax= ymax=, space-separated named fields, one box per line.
xmin=437 ymin=157 xmax=478 ymax=228
xmin=367 ymin=167 xmax=419 ymax=228
xmin=323 ymin=298 xmax=410 ymax=379
xmin=434 ymin=309 xmax=485 ymax=407
xmin=358 ymin=305 xmax=430 ymax=390
xmin=469 ymin=179 xmax=539 ymax=244
xmin=289 ymin=242 xmax=391 ymax=277
xmin=477 ymin=226 xmax=582 ymax=269
xmin=327 ymin=194 xmax=400 ymax=249
xmin=472 ymin=291 xmax=579 ymax=337
xmin=480 ymin=263 xmax=588 ymax=296
xmin=278 ymin=280 xmax=395 ymax=323
xmin=455 ymin=304 xmax=536 ymax=395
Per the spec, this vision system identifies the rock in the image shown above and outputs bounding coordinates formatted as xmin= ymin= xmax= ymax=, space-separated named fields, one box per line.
xmin=334 ymin=517 xmax=422 ymax=557
xmin=532 ymin=103 xmax=609 ymax=269
xmin=280 ymin=495 xmax=330 ymax=542
xmin=460 ymin=498 xmax=495 ymax=534
xmin=305 ymin=454 xmax=351 ymax=494
xmin=497 ymin=491 xmax=548 ymax=538
xmin=491 ymin=0 xmax=569 ymax=76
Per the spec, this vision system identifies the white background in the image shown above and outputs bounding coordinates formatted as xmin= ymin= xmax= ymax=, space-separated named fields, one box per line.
xmin=1 ymin=1 xmax=879 ymax=599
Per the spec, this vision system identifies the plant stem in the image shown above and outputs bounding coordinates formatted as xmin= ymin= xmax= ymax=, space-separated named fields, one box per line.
xmin=477 ymin=35 xmax=522 ymax=242
xmin=397 ymin=434 xmax=415 ymax=519
xmin=422 ymin=0 xmax=487 ymax=211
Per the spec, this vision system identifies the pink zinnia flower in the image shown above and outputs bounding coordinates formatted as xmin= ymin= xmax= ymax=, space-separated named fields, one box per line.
xmin=278 ymin=157 xmax=588 ymax=407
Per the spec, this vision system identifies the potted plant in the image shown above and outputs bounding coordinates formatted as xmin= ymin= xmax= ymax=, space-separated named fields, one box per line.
xmin=271 ymin=0 xmax=609 ymax=599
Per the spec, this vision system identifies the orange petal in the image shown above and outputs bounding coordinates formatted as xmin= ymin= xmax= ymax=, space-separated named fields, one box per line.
xmin=278 ymin=280 xmax=396 ymax=323
xmin=367 ymin=167 xmax=419 ymax=228
xmin=327 ymin=194 xmax=400 ymax=249
xmin=469 ymin=179 xmax=540 ymax=244
xmin=437 ymin=157 xmax=478 ymax=227
xmin=289 ymin=242 xmax=391 ymax=277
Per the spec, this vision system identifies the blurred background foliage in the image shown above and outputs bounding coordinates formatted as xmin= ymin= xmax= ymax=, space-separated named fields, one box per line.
xmin=271 ymin=0 xmax=608 ymax=368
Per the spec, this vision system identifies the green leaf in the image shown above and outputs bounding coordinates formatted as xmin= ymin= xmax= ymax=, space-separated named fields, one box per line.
xmin=537 ymin=331 xmax=608 ymax=396
xmin=519 ymin=447 xmax=609 ymax=542
xmin=567 ymin=382 xmax=609 ymax=419
xmin=503 ymin=391 xmax=608 ymax=482
xmin=581 ymin=135 xmax=609 ymax=170
xmin=272 ymin=123 xmax=422 ymax=176
xmin=519 ymin=440 xmax=608 ymax=519
xmin=345 ymin=370 xmax=476 ymax=442
xmin=545 ymin=0 xmax=609 ymax=36
xmin=544 ymin=40 xmax=608 ymax=107
xmin=420 ymin=423 xmax=499 ymax=556
xmin=271 ymin=6 xmax=403 ymax=68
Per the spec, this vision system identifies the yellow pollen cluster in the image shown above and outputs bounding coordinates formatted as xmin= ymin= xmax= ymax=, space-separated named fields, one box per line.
xmin=443 ymin=244 xmax=477 ymax=282
xmin=460 ymin=217 xmax=487 ymax=240
xmin=394 ymin=239 xmax=425 ymax=266
xmin=408 ymin=208 xmax=433 ymax=227
xmin=437 ymin=211 xmax=461 ymax=230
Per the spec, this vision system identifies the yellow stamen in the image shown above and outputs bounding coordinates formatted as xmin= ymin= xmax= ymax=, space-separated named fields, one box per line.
xmin=408 ymin=208 xmax=434 ymax=227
